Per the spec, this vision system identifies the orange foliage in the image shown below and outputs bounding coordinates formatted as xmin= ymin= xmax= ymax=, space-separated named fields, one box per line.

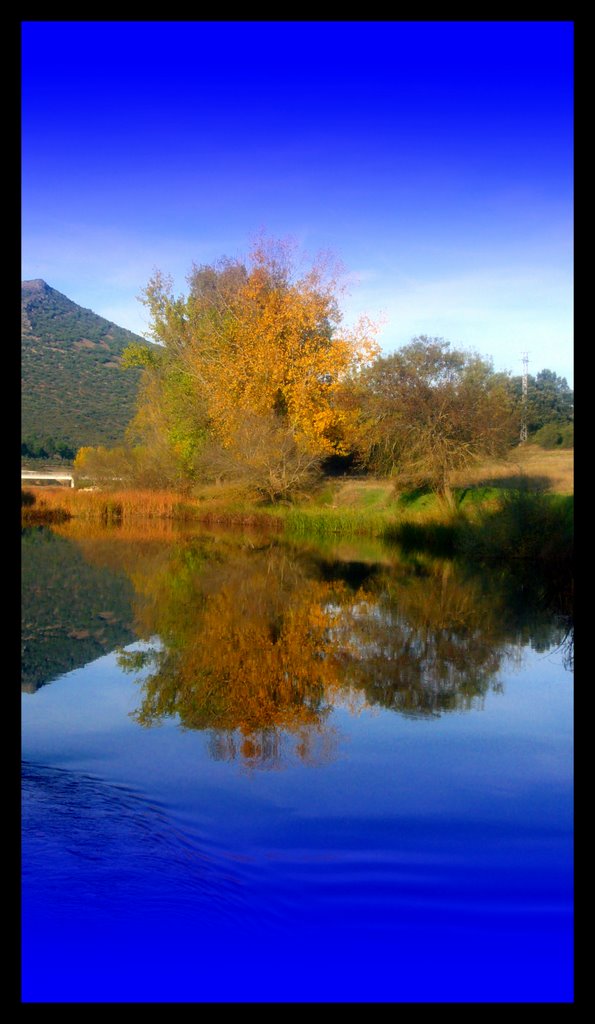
xmin=127 ymin=544 xmax=349 ymax=739
xmin=143 ymin=238 xmax=380 ymax=460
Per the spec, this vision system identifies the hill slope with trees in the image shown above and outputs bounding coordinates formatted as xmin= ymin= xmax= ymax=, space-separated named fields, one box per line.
xmin=21 ymin=279 xmax=151 ymax=458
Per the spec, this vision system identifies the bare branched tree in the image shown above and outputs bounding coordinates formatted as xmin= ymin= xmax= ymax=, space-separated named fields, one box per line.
xmin=345 ymin=336 xmax=517 ymax=505
xmin=195 ymin=412 xmax=322 ymax=502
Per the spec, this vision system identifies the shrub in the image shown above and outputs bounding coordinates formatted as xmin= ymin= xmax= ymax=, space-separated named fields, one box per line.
xmin=532 ymin=421 xmax=574 ymax=449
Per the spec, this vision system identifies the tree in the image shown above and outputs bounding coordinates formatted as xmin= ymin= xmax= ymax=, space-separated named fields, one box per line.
xmin=74 ymin=445 xmax=137 ymax=486
xmin=531 ymin=420 xmax=574 ymax=449
xmin=345 ymin=336 xmax=517 ymax=505
xmin=122 ymin=351 xmax=210 ymax=488
xmin=124 ymin=238 xmax=379 ymax=494
xmin=195 ymin=411 xmax=323 ymax=502
xmin=508 ymin=368 xmax=573 ymax=436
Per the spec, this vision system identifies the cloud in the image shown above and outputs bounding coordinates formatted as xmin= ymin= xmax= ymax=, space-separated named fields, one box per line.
xmin=21 ymin=221 xmax=574 ymax=385
xmin=21 ymin=220 xmax=243 ymax=334
xmin=341 ymin=264 xmax=573 ymax=383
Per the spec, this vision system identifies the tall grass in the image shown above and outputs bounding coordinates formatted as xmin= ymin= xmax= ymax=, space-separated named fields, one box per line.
xmin=21 ymin=486 xmax=283 ymax=529
xmin=21 ymin=488 xmax=72 ymax=525
xmin=281 ymin=505 xmax=398 ymax=537
xmin=21 ymin=486 xmax=190 ymax=521
xmin=385 ymin=488 xmax=573 ymax=567
xmin=459 ymin=490 xmax=573 ymax=566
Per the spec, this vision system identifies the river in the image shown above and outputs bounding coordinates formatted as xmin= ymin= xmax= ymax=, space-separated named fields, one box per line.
xmin=21 ymin=521 xmax=573 ymax=1002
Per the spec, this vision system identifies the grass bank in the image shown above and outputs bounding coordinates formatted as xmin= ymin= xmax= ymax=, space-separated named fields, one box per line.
xmin=385 ymin=490 xmax=573 ymax=566
xmin=21 ymin=447 xmax=573 ymax=561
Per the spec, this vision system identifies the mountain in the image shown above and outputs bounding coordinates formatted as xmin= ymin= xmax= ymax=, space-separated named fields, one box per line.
xmin=22 ymin=279 xmax=152 ymax=456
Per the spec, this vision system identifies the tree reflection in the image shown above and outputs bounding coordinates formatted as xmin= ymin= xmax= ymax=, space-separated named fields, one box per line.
xmin=334 ymin=562 xmax=506 ymax=716
xmin=113 ymin=541 xmax=348 ymax=767
xmin=335 ymin=554 xmax=571 ymax=716
xmin=206 ymin=724 xmax=339 ymax=770
xmin=53 ymin=521 xmax=570 ymax=766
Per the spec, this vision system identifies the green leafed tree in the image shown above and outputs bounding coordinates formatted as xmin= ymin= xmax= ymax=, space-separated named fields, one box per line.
xmin=344 ymin=336 xmax=517 ymax=505
xmin=508 ymin=368 xmax=573 ymax=437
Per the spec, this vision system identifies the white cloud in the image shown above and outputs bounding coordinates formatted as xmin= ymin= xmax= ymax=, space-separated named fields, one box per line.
xmin=341 ymin=264 xmax=573 ymax=384
xmin=21 ymin=220 xmax=245 ymax=335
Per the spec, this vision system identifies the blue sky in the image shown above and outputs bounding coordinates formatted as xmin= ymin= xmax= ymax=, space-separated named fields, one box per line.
xmin=22 ymin=21 xmax=573 ymax=385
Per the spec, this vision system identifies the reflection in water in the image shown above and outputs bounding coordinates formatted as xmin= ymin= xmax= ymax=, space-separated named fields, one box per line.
xmin=31 ymin=518 xmax=572 ymax=768
xmin=21 ymin=526 xmax=137 ymax=691
xmin=22 ymin=520 xmax=574 ymax=1003
xmin=118 ymin=543 xmax=347 ymax=769
xmin=335 ymin=567 xmax=506 ymax=717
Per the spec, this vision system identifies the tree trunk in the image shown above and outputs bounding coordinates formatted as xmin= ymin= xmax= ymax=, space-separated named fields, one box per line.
xmin=438 ymin=473 xmax=456 ymax=512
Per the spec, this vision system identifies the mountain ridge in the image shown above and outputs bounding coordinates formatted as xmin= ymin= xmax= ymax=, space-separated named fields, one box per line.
xmin=22 ymin=279 xmax=153 ymax=457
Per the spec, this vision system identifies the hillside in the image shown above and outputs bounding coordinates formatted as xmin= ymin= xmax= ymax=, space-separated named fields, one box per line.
xmin=22 ymin=279 xmax=151 ymax=456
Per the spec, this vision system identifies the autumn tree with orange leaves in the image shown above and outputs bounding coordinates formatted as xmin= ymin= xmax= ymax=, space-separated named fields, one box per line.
xmin=122 ymin=239 xmax=379 ymax=497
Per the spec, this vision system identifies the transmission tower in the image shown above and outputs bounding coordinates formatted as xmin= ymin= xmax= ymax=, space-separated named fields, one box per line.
xmin=520 ymin=352 xmax=529 ymax=443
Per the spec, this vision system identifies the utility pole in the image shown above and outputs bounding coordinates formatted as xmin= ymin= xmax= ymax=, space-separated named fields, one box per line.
xmin=520 ymin=352 xmax=529 ymax=444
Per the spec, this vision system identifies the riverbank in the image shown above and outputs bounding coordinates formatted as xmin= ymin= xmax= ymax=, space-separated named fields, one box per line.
xmin=22 ymin=448 xmax=573 ymax=526
xmin=22 ymin=449 xmax=573 ymax=571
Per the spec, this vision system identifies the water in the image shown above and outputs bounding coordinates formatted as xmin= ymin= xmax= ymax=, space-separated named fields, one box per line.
xmin=21 ymin=523 xmax=573 ymax=1002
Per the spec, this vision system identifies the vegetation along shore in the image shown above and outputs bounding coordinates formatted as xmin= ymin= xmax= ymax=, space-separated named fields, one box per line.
xmin=22 ymin=239 xmax=573 ymax=569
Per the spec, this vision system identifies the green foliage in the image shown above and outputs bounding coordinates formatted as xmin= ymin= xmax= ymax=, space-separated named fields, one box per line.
xmin=120 ymin=346 xmax=210 ymax=488
xmin=346 ymin=336 xmax=517 ymax=500
xmin=508 ymin=368 xmax=573 ymax=435
xmin=532 ymin=421 xmax=574 ymax=449
xmin=120 ymin=342 xmax=163 ymax=369
xmin=386 ymin=488 xmax=573 ymax=568
xmin=73 ymin=445 xmax=136 ymax=486
xmin=21 ymin=279 xmax=152 ymax=452
xmin=21 ymin=435 xmax=77 ymax=461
